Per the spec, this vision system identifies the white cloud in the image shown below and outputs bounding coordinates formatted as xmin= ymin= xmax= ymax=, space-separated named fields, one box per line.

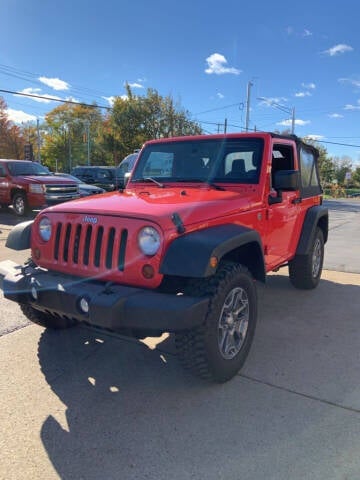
xmin=328 ymin=113 xmax=344 ymax=118
xmin=295 ymin=91 xmax=312 ymax=97
xmin=258 ymin=96 xmax=288 ymax=107
xmin=15 ymin=88 xmax=61 ymax=103
xmin=128 ymin=82 xmax=144 ymax=89
xmin=338 ymin=77 xmax=360 ymax=88
xmin=277 ymin=119 xmax=310 ymax=127
xmin=323 ymin=44 xmax=353 ymax=56
xmin=301 ymin=82 xmax=316 ymax=89
xmin=217 ymin=92 xmax=225 ymax=99
xmin=344 ymin=101 xmax=360 ymax=110
xmin=304 ymin=134 xmax=324 ymax=141
xmin=205 ymin=53 xmax=241 ymax=75
xmin=65 ymin=96 xmax=80 ymax=103
xmin=102 ymin=96 xmax=115 ymax=106
xmin=38 ymin=76 xmax=70 ymax=91
xmin=303 ymin=29 xmax=312 ymax=37
xmin=286 ymin=26 xmax=294 ymax=35
xmin=6 ymin=108 xmax=37 ymax=123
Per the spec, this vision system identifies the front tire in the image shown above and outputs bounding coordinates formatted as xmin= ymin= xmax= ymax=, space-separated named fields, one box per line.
xmin=20 ymin=304 xmax=77 ymax=329
xmin=289 ymin=227 xmax=324 ymax=289
xmin=12 ymin=192 xmax=30 ymax=217
xmin=175 ymin=263 xmax=257 ymax=383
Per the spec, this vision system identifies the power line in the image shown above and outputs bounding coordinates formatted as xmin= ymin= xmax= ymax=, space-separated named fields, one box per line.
xmin=194 ymin=102 xmax=244 ymax=116
xmin=318 ymin=140 xmax=360 ymax=148
xmin=0 ymin=63 xmax=115 ymax=101
xmin=0 ymin=88 xmax=111 ymax=110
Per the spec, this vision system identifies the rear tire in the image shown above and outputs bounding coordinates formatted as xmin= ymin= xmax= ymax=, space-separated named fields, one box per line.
xmin=289 ymin=227 xmax=324 ymax=289
xmin=175 ymin=262 xmax=257 ymax=383
xmin=20 ymin=304 xmax=77 ymax=329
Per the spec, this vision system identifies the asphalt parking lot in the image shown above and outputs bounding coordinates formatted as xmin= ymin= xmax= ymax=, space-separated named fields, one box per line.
xmin=0 ymin=200 xmax=359 ymax=480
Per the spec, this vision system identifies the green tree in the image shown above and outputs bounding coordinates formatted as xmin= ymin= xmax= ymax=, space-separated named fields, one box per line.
xmin=41 ymin=102 xmax=106 ymax=172
xmin=0 ymin=97 xmax=25 ymax=158
xmin=332 ymin=155 xmax=352 ymax=185
xmin=352 ymin=166 xmax=360 ymax=185
xmin=106 ymin=85 xmax=202 ymax=162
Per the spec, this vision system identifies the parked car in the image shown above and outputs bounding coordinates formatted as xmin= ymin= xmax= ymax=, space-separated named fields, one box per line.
xmin=54 ymin=173 xmax=106 ymax=197
xmin=117 ymin=152 xmax=139 ymax=186
xmin=0 ymin=159 xmax=79 ymax=216
xmin=70 ymin=166 xmax=121 ymax=191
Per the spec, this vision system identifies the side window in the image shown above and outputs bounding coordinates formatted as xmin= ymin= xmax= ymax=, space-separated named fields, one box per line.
xmin=0 ymin=165 xmax=6 ymax=177
xmin=300 ymin=147 xmax=319 ymax=187
xmin=271 ymin=144 xmax=294 ymax=186
xmin=97 ymin=170 xmax=110 ymax=180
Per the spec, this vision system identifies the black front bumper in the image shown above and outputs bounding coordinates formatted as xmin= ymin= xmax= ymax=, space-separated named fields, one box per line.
xmin=1 ymin=262 xmax=209 ymax=333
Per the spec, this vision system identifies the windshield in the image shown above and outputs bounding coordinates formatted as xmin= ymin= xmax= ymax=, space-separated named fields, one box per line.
xmin=8 ymin=161 xmax=52 ymax=176
xmin=131 ymin=138 xmax=264 ymax=185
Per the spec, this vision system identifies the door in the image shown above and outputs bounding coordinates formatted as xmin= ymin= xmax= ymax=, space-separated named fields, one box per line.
xmin=264 ymin=143 xmax=301 ymax=269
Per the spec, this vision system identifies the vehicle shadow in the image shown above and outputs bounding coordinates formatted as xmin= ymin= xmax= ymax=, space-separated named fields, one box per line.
xmin=0 ymin=206 xmax=37 ymax=227
xmin=37 ymin=273 xmax=360 ymax=479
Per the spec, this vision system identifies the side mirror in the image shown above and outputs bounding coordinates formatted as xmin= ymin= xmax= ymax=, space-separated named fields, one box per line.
xmin=273 ymin=170 xmax=300 ymax=191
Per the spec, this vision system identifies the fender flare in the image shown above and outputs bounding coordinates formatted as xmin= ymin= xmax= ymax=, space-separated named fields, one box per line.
xmin=160 ymin=224 xmax=265 ymax=280
xmin=296 ymin=206 xmax=328 ymax=255
xmin=5 ymin=220 xmax=33 ymax=251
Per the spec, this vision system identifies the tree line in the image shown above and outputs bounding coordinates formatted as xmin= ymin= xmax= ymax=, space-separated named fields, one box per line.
xmin=1 ymin=88 xmax=359 ymax=190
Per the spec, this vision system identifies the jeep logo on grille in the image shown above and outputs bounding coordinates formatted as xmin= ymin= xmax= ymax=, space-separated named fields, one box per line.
xmin=83 ymin=215 xmax=98 ymax=224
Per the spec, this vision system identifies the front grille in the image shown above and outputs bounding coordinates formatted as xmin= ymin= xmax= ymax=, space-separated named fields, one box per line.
xmin=53 ymin=222 xmax=128 ymax=272
xmin=45 ymin=184 xmax=79 ymax=195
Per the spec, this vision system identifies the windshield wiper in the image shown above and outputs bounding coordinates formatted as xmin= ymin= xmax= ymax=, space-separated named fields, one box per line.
xmin=132 ymin=177 xmax=164 ymax=188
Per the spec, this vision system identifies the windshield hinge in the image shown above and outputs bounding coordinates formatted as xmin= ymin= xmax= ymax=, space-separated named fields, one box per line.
xmin=171 ymin=212 xmax=185 ymax=234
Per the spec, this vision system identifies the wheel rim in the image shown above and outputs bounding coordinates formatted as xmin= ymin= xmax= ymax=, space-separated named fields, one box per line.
xmin=218 ymin=287 xmax=249 ymax=360
xmin=312 ymin=238 xmax=322 ymax=278
xmin=14 ymin=196 xmax=24 ymax=215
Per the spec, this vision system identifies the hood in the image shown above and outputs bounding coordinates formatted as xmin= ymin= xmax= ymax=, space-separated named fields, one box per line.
xmin=15 ymin=175 xmax=77 ymax=185
xmin=44 ymin=185 xmax=252 ymax=230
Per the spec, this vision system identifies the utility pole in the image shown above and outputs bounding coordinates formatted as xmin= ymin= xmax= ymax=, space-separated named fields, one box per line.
xmin=36 ymin=119 xmax=42 ymax=163
xmin=291 ymin=107 xmax=295 ymax=135
xmin=224 ymin=118 xmax=227 ymax=133
xmin=245 ymin=81 xmax=253 ymax=132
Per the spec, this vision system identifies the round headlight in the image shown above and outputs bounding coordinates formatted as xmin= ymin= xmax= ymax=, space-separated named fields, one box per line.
xmin=39 ymin=217 xmax=52 ymax=242
xmin=138 ymin=226 xmax=161 ymax=256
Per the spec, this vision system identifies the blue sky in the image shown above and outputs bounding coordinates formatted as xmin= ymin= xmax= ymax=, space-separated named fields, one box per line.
xmin=1 ymin=0 xmax=360 ymax=164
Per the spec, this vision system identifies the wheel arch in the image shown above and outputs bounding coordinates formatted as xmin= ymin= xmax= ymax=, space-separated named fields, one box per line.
xmin=10 ymin=187 xmax=26 ymax=200
xmin=296 ymin=205 xmax=328 ymax=256
xmin=160 ymin=224 xmax=266 ymax=282
xmin=5 ymin=220 xmax=33 ymax=250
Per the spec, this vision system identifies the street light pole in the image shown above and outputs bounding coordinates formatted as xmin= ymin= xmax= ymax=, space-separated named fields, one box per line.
xmin=85 ymin=120 xmax=90 ymax=165
xmin=245 ymin=81 xmax=253 ymax=132
xmin=258 ymin=97 xmax=296 ymax=134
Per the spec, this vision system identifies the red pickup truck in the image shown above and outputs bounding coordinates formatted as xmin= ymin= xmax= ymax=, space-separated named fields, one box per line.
xmin=0 ymin=159 xmax=79 ymax=216
xmin=1 ymin=133 xmax=328 ymax=383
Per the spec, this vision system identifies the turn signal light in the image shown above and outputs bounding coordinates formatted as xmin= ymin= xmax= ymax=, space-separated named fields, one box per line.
xmin=142 ymin=264 xmax=155 ymax=279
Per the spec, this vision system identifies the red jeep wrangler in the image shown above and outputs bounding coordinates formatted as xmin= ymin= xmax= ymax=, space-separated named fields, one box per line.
xmin=0 ymin=159 xmax=79 ymax=216
xmin=1 ymin=133 xmax=328 ymax=382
